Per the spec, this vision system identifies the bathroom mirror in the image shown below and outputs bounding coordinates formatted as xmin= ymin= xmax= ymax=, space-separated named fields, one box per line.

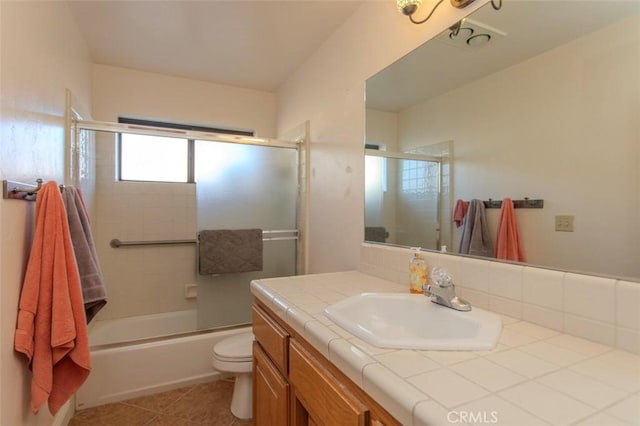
xmin=365 ymin=1 xmax=640 ymax=280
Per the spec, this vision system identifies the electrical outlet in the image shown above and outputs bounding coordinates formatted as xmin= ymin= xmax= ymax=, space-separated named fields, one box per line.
xmin=555 ymin=215 xmax=574 ymax=232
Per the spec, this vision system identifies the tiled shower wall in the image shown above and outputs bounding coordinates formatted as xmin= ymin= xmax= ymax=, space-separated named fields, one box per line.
xmin=93 ymin=132 xmax=198 ymax=321
xmin=360 ymin=243 xmax=640 ymax=355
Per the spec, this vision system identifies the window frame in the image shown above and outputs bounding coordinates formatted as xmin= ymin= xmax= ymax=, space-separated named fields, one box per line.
xmin=116 ymin=117 xmax=254 ymax=184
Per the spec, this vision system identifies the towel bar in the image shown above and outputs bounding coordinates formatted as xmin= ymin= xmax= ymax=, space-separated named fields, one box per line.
xmin=3 ymin=178 xmax=66 ymax=201
xmin=110 ymin=229 xmax=299 ymax=248
xmin=3 ymin=178 xmax=43 ymax=200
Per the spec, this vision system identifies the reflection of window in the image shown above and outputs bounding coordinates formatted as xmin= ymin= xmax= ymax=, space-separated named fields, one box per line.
xmin=117 ymin=118 xmax=253 ymax=183
xmin=401 ymin=159 xmax=438 ymax=195
xmin=401 ymin=160 xmax=422 ymax=194
xmin=365 ymin=143 xmax=387 ymax=192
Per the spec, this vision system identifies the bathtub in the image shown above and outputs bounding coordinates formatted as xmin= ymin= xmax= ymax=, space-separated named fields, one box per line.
xmin=88 ymin=309 xmax=199 ymax=346
xmin=76 ymin=310 xmax=251 ymax=410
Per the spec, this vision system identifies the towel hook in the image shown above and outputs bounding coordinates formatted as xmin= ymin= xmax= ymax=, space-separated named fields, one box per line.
xmin=19 ymin=178 xmax=43 ymax=195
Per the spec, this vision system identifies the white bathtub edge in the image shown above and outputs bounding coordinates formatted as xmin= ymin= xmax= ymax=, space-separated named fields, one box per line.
xmin=78 ymin=371 xmax=224 ymax=410
xmin=52 ymin=398 xmax=74 ymax=426
xmin=76 ymin=326 xmax=250 ymax=411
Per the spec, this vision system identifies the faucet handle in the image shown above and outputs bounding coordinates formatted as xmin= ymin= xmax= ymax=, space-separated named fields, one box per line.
xmin=431 ymin=267 xmax=453 ymax=287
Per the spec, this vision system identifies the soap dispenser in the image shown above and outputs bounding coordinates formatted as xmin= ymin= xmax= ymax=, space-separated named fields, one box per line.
xmin=409 ymin=247 xmax=428 ymax=294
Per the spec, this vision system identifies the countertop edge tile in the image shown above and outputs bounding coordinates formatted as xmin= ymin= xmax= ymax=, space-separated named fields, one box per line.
xmin=362 ymin=363 xmax=431 ymax=426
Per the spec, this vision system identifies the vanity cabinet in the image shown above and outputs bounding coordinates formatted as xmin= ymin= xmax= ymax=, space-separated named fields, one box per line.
xmin=289 ymin=339 xmax=368 ymax=425
xmin=252 ymin=301 xmax=400 ymax=426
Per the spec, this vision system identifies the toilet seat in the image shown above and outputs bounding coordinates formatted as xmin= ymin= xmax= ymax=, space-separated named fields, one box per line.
xmin=213 ymin=332 xmax=254 ymax=362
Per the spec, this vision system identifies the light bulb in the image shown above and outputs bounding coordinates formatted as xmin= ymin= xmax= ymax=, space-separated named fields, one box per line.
xmin=397 ymin=0 xmax=422 ymax=16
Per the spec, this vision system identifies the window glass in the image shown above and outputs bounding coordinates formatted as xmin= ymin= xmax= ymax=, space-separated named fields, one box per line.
xmin=120 ymin=133 xmax=188 ymax=182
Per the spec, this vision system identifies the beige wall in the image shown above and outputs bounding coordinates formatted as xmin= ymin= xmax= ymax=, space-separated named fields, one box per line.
xmin=90 ymin=65 xmax=278 ymax=320
xmin=0 ymin=1 xmax=92 ymax=424
xmin=91 ymin=64 xmax=277 ymax=137
xmin=277 ymin=0 xmax=488 ymax=273
xmin=398 ymin=15 xmax=640 ymax=279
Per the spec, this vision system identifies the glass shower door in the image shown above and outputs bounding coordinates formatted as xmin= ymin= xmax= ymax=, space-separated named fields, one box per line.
xmin=364 ymin=152 xmax=442 ymax=250
xmin=195 ymin=140 xmax=298 ymax=330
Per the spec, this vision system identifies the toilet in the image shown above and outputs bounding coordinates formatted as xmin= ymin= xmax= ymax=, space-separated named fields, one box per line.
xmin=212 ymin=332 xmax=254 ymax=420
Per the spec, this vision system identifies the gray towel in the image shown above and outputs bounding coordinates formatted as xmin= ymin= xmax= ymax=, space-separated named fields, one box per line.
xmin=198 ymin=229 xmax=263 ymax=275
xmin=62 ymin=186 xmax=107 ymax=323
xmin=458 ymin=199 xmax=494 ymax=258
xmin=365 ymin=227 xmax=389 ymax=243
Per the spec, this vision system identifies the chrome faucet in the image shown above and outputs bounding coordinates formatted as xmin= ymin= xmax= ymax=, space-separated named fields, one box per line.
xmin=423 ymin=267 xmax=471 ymax=311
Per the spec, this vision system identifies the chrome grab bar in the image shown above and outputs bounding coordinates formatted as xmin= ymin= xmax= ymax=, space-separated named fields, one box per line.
xmin=110 ymin=229 xmax=298 ymax=248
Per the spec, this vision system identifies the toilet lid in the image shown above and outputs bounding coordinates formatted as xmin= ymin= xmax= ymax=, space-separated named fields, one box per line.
xmin=214 ymin=332 xmax=254 ymax=362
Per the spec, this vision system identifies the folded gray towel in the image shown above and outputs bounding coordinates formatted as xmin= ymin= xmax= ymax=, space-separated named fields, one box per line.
xmin=62 ymin=186 xmax=107 ymax=323
xmin=198 ymin=229 xmax=263 ymax=275
xmin=365 ymin=227 xmax=388 ymax=243
xmin=459 ymin=199 xmax=494 ymax=258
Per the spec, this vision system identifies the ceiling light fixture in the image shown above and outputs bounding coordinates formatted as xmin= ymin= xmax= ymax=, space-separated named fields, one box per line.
xmin=397 ymin=0 xmax=501 ymax=25
xmin=436 ymin=18 xmax=505 ymax=48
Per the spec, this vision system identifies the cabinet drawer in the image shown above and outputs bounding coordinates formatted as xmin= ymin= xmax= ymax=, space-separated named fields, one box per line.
xmin=252 ymin=304 xmax=289 ymax=374
xmin=290 ymin=340 xmax=368 ymax=425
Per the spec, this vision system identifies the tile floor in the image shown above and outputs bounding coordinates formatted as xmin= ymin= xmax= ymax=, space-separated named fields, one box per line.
xmin=69 ymin=379 xmax=253 ymax=426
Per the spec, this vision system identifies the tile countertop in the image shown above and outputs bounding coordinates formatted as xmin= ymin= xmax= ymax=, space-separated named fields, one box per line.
xmin=250 ymin=271 xmax=640 ymax=426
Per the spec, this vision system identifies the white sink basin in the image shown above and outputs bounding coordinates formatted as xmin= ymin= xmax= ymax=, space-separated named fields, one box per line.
xmin=324 ymin=293 xmax=502 ymax=350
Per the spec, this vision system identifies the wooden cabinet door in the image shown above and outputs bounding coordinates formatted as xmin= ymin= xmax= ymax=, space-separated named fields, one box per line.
xmin=289 ymin=340 xmax=368 ymax=426
xmin=254 ymin=342 xmax=289 ymax=426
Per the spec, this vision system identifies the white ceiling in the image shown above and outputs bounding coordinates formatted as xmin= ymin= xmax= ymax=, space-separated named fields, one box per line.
xmin=68 ymin=1 xmax=363 ymax=92
xmin=366 ymin=0 xmax=640 ymax=112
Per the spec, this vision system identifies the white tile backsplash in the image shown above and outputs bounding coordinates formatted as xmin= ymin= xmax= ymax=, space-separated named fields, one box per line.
xmin=563 ymin=273 xmax=616 ymax=323
xmin=522 ymin=267 xmax=564 ymax=310
xmin=616 ymin=280 xmax=640 ymax=330
xmin=522 ymin=303 xmax=564 ymax=331
xmin=456 ymin=287 xmax=490 ymax=310
xmin=359 ymin=243 xmax=640 ymax=354
xmin=489 ymin=295 xmax=522 ymax=319
xmin=456 ymin=257 xmax=491 ymax=292
xmin=616 ymin=326 xmax=640 ymax=354
xmin=489 ymin=262 xmax=524 ymax=300
xmin=563 ymin=313 xmax=616 ymax=347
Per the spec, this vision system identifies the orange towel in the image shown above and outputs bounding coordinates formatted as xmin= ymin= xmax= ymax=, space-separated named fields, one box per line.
xmin=453 ymin=199 xmax=469 ymax=228
xmin=495 ymin=197 xmax=527 ymax=262
xmin=14 ymin=181 xmax=91 ymax=414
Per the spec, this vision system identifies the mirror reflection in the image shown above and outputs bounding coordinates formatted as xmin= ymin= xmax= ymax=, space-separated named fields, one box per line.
xmin=365 ymin=1 xmax=640 ymax=280
xmin=365 ymin=141 xmax=452 ymax=250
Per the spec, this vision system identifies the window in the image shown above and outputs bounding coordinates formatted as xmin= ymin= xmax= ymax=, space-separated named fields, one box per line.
xmin=120 ymin=133 xmax=190 ymax=182
xmin=117 ymin=118 xmax=253 ymax=183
